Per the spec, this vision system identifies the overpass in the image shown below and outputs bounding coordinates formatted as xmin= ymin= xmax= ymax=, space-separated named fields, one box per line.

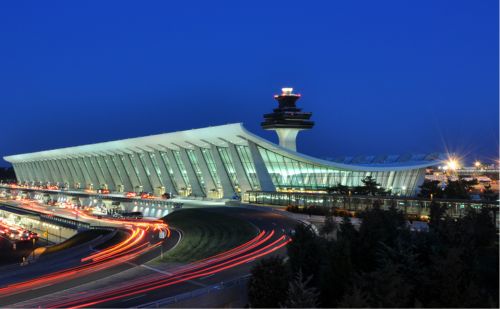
xmin=0 ymin=184 xmax=205 ymax=218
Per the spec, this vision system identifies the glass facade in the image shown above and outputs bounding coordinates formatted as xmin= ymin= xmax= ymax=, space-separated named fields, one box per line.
xmin=159 ymin=151 xmax=179 ymax=192
xmin=235 ymin=145 xmax=260 ymax=190
xmin=94 ymin=158 xmax=108 ymax=186
xmin=120 ymin=154 xmax=140 ymax=187
xmin=186 ymin=149 xmax=206 ymax=194
xmin=138 ymin=153 xmax=151 ymax=178
xmin=52 ymin=160 xmax=64 ymax=183
xmin=71 ymin=159 xmax=85 ymax=186
xmin=258 ymin=146 xmax=420 ymax=195
xmin=201 ymin=148 xmax=222 ymax=190
xmin=9 ymin=128 xmax=431 ymax=198
xmin=76 ymin=158 xmax=91 ymax=185
xmin=137 ymin=152 xmax=155 ymax=190
xmin=87 ymin=158 xmax=102 ymax=185
xmin=244 ymin=191 xmax=497 ymax=222
xmin=172 ymin=150 xmax=190 ymax=189
xmin=109 ymin=156 xmax=124 ymax=185
xmin=128 ymin=153 xmax=145 ymax=188
xmin=148 ymin=153 xmax=164 ymax=186
xmin=217 ymin=147 xmax=240 ymax=192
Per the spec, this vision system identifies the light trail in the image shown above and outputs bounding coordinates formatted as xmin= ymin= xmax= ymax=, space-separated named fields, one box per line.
xmin=62 ymin=236 xmax=290 ymax=309
xmin=81 ymin=228 xmax=142 ymax=262
xmin=0 ymin=227 xmax=136 ymax=296
xmin=47 ymin=230 xmax=290 ymax=309
xmin=91 ymin=228 xmax=146 ymax=262
xmin=0 ymin=201 xmax=171 ymax=298
xmin=0 ymin=233 xmax=161 ymax=296
xmin=1 ymin=197 xmax=289 ymax=309
xmin=168 ymin=230 xmax=268 ymax=274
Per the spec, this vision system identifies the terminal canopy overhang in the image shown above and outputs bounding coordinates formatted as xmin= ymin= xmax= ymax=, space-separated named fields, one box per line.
xmin=3 ymin=123 xmax=444 ymax=197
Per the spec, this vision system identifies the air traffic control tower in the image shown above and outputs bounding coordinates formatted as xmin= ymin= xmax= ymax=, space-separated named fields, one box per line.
xmin=261 ymin=88 xmax=314 ymax=152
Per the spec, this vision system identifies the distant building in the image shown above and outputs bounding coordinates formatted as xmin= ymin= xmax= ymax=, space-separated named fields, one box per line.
xmin=456 ymin=165 xmax=499 ymax=180
xmin=4 ymin=88 xmax=444 ymax=197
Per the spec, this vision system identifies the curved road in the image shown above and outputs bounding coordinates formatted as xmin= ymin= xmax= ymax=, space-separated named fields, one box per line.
xmin=1 ymin=206 xmax=299 ymax=308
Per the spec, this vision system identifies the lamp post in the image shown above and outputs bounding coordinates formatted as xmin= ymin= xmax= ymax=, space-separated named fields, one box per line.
xmin=446 ymin=158 xmax=460 ymax=176
xmin=32 ymin=237 xmax=36 ymax=260
xmin=348 ymin=190 xmax=352 ymax=210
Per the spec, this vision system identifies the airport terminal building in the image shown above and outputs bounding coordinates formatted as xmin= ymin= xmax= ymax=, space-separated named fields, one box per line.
xmin=4 ymin=89 xmax=443 ymax=198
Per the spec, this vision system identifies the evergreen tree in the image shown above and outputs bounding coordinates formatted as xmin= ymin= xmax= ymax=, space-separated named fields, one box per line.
xmin=248 ymin=256 xmax=289 ymax=308
xmin=337 ymin=215 xmax=357 ymax=241
xmin=482 ymin=183 xmax=498 ymax=201
xmin=424 ymin=247 xmax=475 ymax=307
xmin=460 ymin=207 xmax=497 ymax=248
xmin=287 ymin=224 xmax=324 ymax=284
xmin=338 ymin=286 xmax=371 ymax=308
xmin=319 ymin=213 xmax=337 ymax=237
xmin=428 ymin=201 xmax=447 ymax=232
xmin=319 ymin=238 xmax=355 ymax=307
xmin=0 ymin=167 xmax=15 ymax=182
xmin=349 ymin=263 xmax=413 ymax=308
xmin=361 ymin=176 xmax=381 ymax=196
xmin=281 ymin=270 xmax=320 ymax=308
xmin=443 ymin=177 xmax=472 ymax=199
xmin=357 ymin=202 xmax=407 ymax=271
xmin=327 ymin=183 xmax=350 ymax=195
xmin=418 ymin=180 xmax=442 ymax=198
xmin=249 ymin=199 xmax=499 ymax=308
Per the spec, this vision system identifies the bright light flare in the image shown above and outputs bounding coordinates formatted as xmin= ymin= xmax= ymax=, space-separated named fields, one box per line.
xmin=446 ymin=157 xmax=460 ymax=170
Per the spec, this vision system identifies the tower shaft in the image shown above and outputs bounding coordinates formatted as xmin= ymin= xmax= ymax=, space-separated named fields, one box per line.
xmin=274 ymin=128 xmax=301 ymax=152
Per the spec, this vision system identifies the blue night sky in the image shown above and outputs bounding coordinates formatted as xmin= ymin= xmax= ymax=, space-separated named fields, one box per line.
xmin=0 ymin=1 xmax=498 ymax=166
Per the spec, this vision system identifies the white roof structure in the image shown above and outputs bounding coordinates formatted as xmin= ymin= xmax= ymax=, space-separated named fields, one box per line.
xmin=4 ymin=123 xmax=443 ymax=172
xmin=4 ymin=123 xmax=444 ymax=197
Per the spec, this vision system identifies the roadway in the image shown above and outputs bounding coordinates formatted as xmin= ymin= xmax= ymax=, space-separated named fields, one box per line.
xmin=93 ymin=209 xmax=296 ymax=308
xmin=0 ymin=228 xmax=179 ymax=306
xmin=0 ymin=198 xmax=174 ymax=305
xmin=3 ymin=207 xmax=299 ymax=308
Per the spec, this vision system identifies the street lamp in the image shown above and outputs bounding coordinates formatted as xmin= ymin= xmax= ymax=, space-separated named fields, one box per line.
xmin=447 ymin=159 xmax=459 ymax=171
xmin=444 ymin=157 xmax=461 ymax=177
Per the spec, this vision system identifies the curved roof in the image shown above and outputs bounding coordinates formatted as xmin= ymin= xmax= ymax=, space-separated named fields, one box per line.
xmin=3 ymin=123 xmax=444 ymax=172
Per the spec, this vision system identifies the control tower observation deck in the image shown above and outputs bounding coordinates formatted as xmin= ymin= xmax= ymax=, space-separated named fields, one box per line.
xmin=261 ymin=88 xmax=314 ymax=152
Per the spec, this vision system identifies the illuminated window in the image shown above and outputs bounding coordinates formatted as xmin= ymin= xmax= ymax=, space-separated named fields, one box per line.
xmin=120 ymin=154 xmax=141 ymax=186
xmin=172 ymin=150 xmax=190 ymax=188
xmin=186 ymin=149 xmax=205 ymax=194
xmin=109 ymin=156 xmax=125 ymax=185
xmin=159 ymin=151 xmax=179 ymax=191
xmin=235 ymin=145 xmax=260 ymax=190
xmin=201 ymin=148 xmax=222 ymax=189
xmin=148 ymin=153 xmax=164 ymax=184
xmin=217 ymin=147 xmax=240 ymax=192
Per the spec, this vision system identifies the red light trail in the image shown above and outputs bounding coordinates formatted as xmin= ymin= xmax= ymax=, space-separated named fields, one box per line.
xmin=0 ymin=221 xmax=169 ymax=297
xmin=45 ymin=230 xmax=290 ymax=308
xmin=0 ymin=197 xmax=290 ymax=308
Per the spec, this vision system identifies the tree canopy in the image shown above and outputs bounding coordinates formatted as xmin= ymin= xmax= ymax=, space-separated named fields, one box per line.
xmin=327 ymin=176 xmax=390 ymax=196
xmin=247 ymin=256 xmax=289 ymax=308
xmin=249 ymin=202 xmax=499 ymax=308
